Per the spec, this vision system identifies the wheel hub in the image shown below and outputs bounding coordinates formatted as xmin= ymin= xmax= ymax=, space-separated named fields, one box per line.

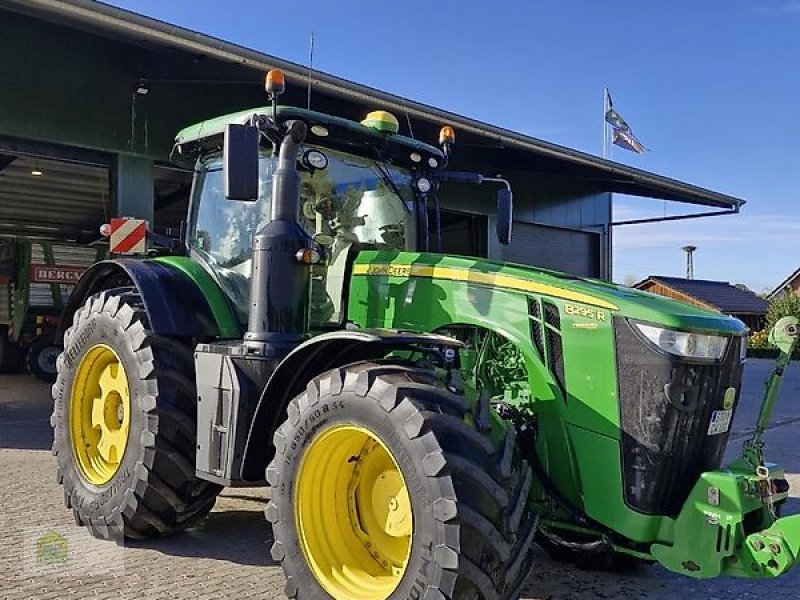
xmin=294 ymin=424 xmax=413 ymax=600
xmin=69 ymin=345 xmax=131 ymax=485
xmin=39 ymin=345 xmax=60 ymax=371
xmin=369 ymin=470 xmax=412 ymax=538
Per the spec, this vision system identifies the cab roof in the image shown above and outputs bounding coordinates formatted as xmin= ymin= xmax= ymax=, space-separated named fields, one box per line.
xmin=175 ymin=106 xmax=444 ymax=164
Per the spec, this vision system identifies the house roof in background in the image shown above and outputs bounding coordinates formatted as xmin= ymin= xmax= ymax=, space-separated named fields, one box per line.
xmin=635 ymin=276 xmax=769 ymax=314
xmin=767 ymin=267 xmax=800 ymax=301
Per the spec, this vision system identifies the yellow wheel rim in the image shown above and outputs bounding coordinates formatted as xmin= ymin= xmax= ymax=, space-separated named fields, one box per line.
xmin=69 ymin=344 xmax=131 ymax=486
xmin=295 ymin=424 xmax=413 ymax=600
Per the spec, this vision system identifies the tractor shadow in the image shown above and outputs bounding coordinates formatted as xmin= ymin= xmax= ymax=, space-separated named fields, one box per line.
xmin=524 ymin=543 xmax=800 ymax=599
xmin=128 ymin=508 xmax=277 ymax=567
xmin=0 ymin=374 xmax=54 ymax=450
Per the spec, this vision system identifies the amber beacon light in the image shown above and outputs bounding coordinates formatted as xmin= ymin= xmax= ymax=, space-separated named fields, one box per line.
xmin=265 ymin=69 xmax=286 ymax=98
xmin=439 ymin=125 xmax=456 ymax=146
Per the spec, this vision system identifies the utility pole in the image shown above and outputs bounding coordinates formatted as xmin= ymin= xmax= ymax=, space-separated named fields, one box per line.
xmin=682 ymin=245 xmax=697 ymax=279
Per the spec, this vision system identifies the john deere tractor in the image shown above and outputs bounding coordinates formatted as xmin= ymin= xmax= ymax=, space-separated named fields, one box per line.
xmin=52 ymin=70 xmax=800 ymax=599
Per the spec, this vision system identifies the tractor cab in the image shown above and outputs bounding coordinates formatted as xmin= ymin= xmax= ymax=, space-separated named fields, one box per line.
xmin=174 ymin=105 xmax=448 ymax=328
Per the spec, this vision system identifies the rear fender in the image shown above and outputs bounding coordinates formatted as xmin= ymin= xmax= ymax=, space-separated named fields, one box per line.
xmin=57 ymin=259 xmax=233 ymax=341
xmin=239 ymin=329 xmax=463 ymax=480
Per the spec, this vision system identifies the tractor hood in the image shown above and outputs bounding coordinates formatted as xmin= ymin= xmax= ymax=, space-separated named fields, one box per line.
xmin=353 ymin=251 xmax=747 ymax=337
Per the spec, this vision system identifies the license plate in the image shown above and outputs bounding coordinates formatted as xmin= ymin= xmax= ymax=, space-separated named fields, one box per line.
xmin=708 ymin=409 xmax=733 ymax=436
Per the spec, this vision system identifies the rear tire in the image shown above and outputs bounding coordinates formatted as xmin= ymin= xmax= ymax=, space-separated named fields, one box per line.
xmin=266 ymin=362 xmax=537 ymax=600
xmin=27 ymin=337 xmax=60 ymax=382
xmin=51 ymin=289 xmax=221 ymax=540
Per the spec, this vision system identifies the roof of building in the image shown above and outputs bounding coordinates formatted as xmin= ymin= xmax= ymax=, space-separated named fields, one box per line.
xmin=767 ymin=267 xmax=800 ymax=301
xmin=634 ymin=276 xmax=769 ymax=314
xmin=0 ymin=0 xmax=745 ymax=211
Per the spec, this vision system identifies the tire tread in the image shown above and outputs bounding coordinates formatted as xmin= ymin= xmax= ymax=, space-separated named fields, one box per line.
xmin=267 ymin=361 xmax=537 ymax=600
xmin=52 ymin=290 xmax=221 ymax=540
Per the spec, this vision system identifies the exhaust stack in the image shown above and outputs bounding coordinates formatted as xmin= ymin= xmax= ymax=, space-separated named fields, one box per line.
xmin=244 ymin=120 xmax=310 ymax=356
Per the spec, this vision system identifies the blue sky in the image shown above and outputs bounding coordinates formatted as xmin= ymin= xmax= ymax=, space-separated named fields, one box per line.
xmin=106 ymin=0 xmax=800 ymax=293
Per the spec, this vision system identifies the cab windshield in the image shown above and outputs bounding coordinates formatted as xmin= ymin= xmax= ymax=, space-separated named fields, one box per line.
xmin=188 ymin=147 xmax=417 ymax=325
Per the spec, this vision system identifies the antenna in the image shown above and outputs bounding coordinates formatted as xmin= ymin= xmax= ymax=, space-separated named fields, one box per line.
xmin=682 ymin=245 xmax=697 ymax=279
xmin=307 ymin=31 xmax=314 ymax=110
xmin=401 ymin=97 xmax=415 ymax=139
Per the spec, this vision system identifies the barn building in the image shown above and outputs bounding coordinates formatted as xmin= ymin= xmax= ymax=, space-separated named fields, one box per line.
xmin=0 ymin=0 xmax=744 ymax=368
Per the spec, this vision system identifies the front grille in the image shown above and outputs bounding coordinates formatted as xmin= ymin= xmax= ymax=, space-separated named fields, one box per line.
xmin=529 ymin=299 xmax=566 ymax=398
xmin=614 ymin=319 xmax=743 ymax=515
xmin=528 ymin=298 xmax=546 ymax=361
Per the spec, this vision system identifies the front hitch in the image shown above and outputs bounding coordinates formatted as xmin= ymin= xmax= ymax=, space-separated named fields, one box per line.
xmin=739 ymin=316 xmax=799 ymax=470
xmin=736 ymin=514 xmax=800 ymax=577
xmin=652 ymin=318 xmax=800 ymax=579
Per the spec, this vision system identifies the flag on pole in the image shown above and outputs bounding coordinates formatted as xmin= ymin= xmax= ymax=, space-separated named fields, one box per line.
xmin=612 ymin=129 xmax=646 ymax=154
xmin=604 ymin=90 xmax=647 ymax=154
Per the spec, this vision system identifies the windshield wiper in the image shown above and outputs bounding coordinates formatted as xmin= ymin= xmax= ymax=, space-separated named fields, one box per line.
xmin=372 ymin=161 xmax=406 ymax=203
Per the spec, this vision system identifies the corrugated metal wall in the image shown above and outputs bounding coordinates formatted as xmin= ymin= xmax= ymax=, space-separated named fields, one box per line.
xmin=28 ymin=243 xmax=98 ymax=307
xmin=0 ymin=154 xmax=110 ymax=238
xmin=503 ymin=223 xmax=601 ymax=278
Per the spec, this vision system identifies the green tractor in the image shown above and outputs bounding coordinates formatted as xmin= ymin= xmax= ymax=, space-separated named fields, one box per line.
xmin=52 ymin=70 xmax=800 ymax=599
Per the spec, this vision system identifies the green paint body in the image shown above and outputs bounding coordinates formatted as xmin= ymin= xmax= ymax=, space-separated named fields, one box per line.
xmin=346 ymin=251 xmax=799 ymax=578
xmin=155 ymin=244 xmax=797 ymax=579
xmin=157 ymin=221 xmax=796 ymax=578
xmin=154 ymin=256 xmax=240 ymax=338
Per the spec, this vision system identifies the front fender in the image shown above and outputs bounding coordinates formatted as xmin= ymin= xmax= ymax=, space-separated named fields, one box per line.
xmin=239 ymin=328 xmax=463 ymax=480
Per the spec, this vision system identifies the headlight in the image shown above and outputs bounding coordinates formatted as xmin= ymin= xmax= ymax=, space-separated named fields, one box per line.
xmin=634 ymin=323 xmax=728 ymax=360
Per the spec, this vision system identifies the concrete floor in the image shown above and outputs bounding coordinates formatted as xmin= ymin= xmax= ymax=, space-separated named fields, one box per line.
xmin=2 ymin=359 xmax=800 ymax=599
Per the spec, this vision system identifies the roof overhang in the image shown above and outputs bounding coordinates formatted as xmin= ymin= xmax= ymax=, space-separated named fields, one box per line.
xmin=0 ymin=0 xmax=745 ymax=212
xmin=767 ymin=268 xmax=800 ymax=300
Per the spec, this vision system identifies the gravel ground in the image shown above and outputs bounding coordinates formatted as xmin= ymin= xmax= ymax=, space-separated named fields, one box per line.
xmin=2 ymin=359 xmax=800 ymax=599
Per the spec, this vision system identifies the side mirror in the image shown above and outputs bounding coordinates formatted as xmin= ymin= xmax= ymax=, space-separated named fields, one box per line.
xmin=496 ymin=188 xmax=513 ymax=245
xmin=224 ymin=123 xmax=260 ymax=201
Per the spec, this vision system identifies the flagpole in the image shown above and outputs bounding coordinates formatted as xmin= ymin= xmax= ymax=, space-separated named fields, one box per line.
xmin=602 ymin=88 xmax=609 ymax=160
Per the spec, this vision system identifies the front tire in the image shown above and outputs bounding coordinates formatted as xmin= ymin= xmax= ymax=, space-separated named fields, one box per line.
xmin=51 ymin=289 xmax=221 ymax=540
xmin=266 ymin=362 xmax=537 ymax=600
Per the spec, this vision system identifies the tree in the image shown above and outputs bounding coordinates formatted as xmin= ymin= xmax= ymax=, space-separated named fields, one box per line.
xmin=765 ymin=290 xmax=800 ymax=332
xmin=622 ymin=273 xmax=640 ymax=287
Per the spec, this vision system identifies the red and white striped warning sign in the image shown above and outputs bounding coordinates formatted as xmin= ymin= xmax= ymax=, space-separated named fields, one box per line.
xmin=109 ymin=218 xmax=147 ymax=254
